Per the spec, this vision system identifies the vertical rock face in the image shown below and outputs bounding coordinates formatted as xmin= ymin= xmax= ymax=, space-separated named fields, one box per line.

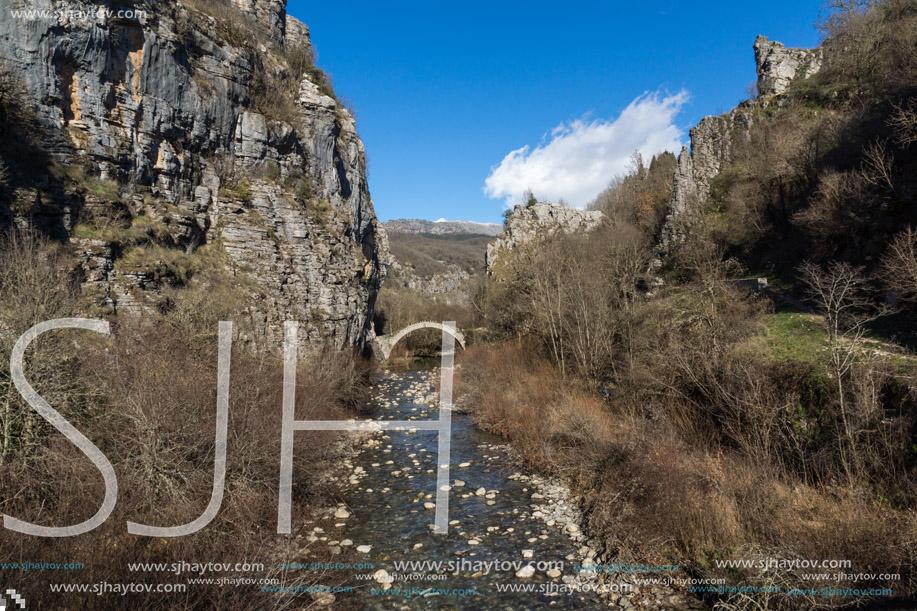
xmin=485 ymin=203 xmax=604 ymax=275
xmin=754 ymin=35 xmax=822 ymax=97
xmin=658 ymin=35 xmax=820 ymax=254
xmin=669 ymin=113 xmax=743 ymax=218
xmin=233 ymin=0 xmax=288 ymax=42
xmin=0 ymin=0 xmax=388 ymax=352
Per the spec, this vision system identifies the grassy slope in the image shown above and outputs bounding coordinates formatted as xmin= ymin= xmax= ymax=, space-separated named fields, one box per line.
xmin=386 ymin=231 xmax=491 ymax=277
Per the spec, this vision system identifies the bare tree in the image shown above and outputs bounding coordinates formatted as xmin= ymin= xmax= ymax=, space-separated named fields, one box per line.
xmin=519 ymin=225 xmax=651 ymax=384
xmin=799 ymin=260 xmax=890 ymax=480
xmin=889 ymin=100 xmax=917 ymax=147
xmin=817 ymin=0 xmax=884 ymax=94
xmin=881 ymin=227 xmax=917 ymax=303
xmin=861 ymin=139 xmax=895 ymax=190
xmin=529 ymin=256 xmax=570 ymax=377
xmin=0 ymin=230 xmax=80 ymax=459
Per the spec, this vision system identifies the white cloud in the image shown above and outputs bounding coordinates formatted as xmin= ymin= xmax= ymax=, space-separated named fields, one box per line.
xmin=483 ymin=91 xmax=689 ymax=209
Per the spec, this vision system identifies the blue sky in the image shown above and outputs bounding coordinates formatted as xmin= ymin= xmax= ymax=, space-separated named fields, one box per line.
xmin=287 ymin=1 xmax=823 ymax=223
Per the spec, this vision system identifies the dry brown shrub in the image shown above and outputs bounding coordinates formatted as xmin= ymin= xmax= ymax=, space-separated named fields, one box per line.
xmin=0 ymin=231 xmax=369 ymax=608
xmin=459 ymin=343 xmax=612 ymax=475
xmin=459 ymin=339 xmax=916 ymax=608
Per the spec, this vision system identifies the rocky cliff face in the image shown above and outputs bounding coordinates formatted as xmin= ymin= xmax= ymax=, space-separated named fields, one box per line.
xmin=658 ymin=35 xmax=821 ymax=254
xmin=667 ymin=108 xmax=754 ymax=221
xmin=753 ymin=35 xmax=822 ymax=97
xmin=0 ymin=0 xmax=388 ymax=352
xmin=485 ymin=203 xmax=604 ymax=275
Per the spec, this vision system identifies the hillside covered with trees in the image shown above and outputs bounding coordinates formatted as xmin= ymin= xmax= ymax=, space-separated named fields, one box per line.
xmin=458 ymin=2 xmax=917 ymax=608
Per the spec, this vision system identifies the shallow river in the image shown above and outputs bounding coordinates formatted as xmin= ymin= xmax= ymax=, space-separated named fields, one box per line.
xmin=310 ymin=365 xmax=609 ymax=610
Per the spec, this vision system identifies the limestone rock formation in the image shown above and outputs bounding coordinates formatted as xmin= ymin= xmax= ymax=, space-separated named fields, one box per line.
xmin=668 ymin=108 xmax=753 ymax=219
xmin=388 ymin=259 xmax=470 ymax=298
xmin=485 ymin=203 xmax=604 ymax=275
xmin=0 ymin=0 xmax=388 ymax=352
xmin=754 ymin=35 xmax=822 ymax=97
xmin=658 ymin=35 xmax=821 ymax=254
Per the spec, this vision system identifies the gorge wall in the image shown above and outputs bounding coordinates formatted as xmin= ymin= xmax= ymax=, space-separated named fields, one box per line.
xmin=658 ymin=35 xmax=822 ymax=254
xmin=0 ymin=0 xmax=388 ymax=352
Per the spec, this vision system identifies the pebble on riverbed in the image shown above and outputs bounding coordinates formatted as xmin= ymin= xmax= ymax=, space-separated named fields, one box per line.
xmin=515 ymin=565 xmax=536 ymax=578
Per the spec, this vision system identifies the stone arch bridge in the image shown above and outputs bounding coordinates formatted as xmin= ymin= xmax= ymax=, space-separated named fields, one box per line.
xmin=373 ymin=322 xmax=466 ymax=362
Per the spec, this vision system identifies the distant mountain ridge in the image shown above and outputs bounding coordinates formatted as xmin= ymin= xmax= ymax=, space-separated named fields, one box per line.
xmin=381 ymin=218 xmax=496 ymax=299
xmin=384 ymin=218 xmax=503 ymax=237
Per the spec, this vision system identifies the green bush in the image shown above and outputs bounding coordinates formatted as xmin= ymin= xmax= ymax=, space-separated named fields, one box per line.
xmin=305 ymin=66 xmax=336 ymax=100
xmin=305 ymin=198 xmax=333 ymax=225
xmin=295 ymin=175 xmax=314 ymax=202
xmin=220 ymin=177 xmax=253 ymax=205
xmin=54 ymin=161 xmax=121 ymax=202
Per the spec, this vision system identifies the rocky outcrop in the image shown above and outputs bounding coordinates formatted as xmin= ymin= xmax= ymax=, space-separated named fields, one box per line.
xmin=0 ymin=0 xmax=388 ymax=352
xmin=485 ymin=203 xmax=604 ymax=275
xmin=387 ymin=259 xmax=469 ymax=299
xmin=754 ymin=35 xmax=822 ymax=97
xmin=667 ymin=108 xmax=753 ymax=220
xmin=658 ymin=109 xmax=751 ymax=255
xmin=658 ymin=35 xmax=821 ymax=255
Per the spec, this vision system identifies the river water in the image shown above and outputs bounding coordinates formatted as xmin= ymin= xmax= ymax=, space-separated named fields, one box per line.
xmin=306 ymin=363 xmax=610 ymax=609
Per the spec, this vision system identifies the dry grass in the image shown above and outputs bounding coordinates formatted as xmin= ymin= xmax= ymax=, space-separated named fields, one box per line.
xmin=458 ymin=341 xmax=917 ymax=609
xmin=0 ymin=321 xmax=366 ymax=608
xmin=459 ymin=343 xmax=617 ymax=477
xmin=0 ymin=231 xmax=370 ymax=608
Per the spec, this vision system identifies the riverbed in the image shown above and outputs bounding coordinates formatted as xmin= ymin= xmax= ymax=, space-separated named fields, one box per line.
xmin=298 ymin=365 xmax=696 ymax=610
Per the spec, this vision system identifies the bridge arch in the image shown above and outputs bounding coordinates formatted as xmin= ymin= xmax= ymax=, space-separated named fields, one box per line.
xmin=373 ymin=322 xmax=466 ymax=362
